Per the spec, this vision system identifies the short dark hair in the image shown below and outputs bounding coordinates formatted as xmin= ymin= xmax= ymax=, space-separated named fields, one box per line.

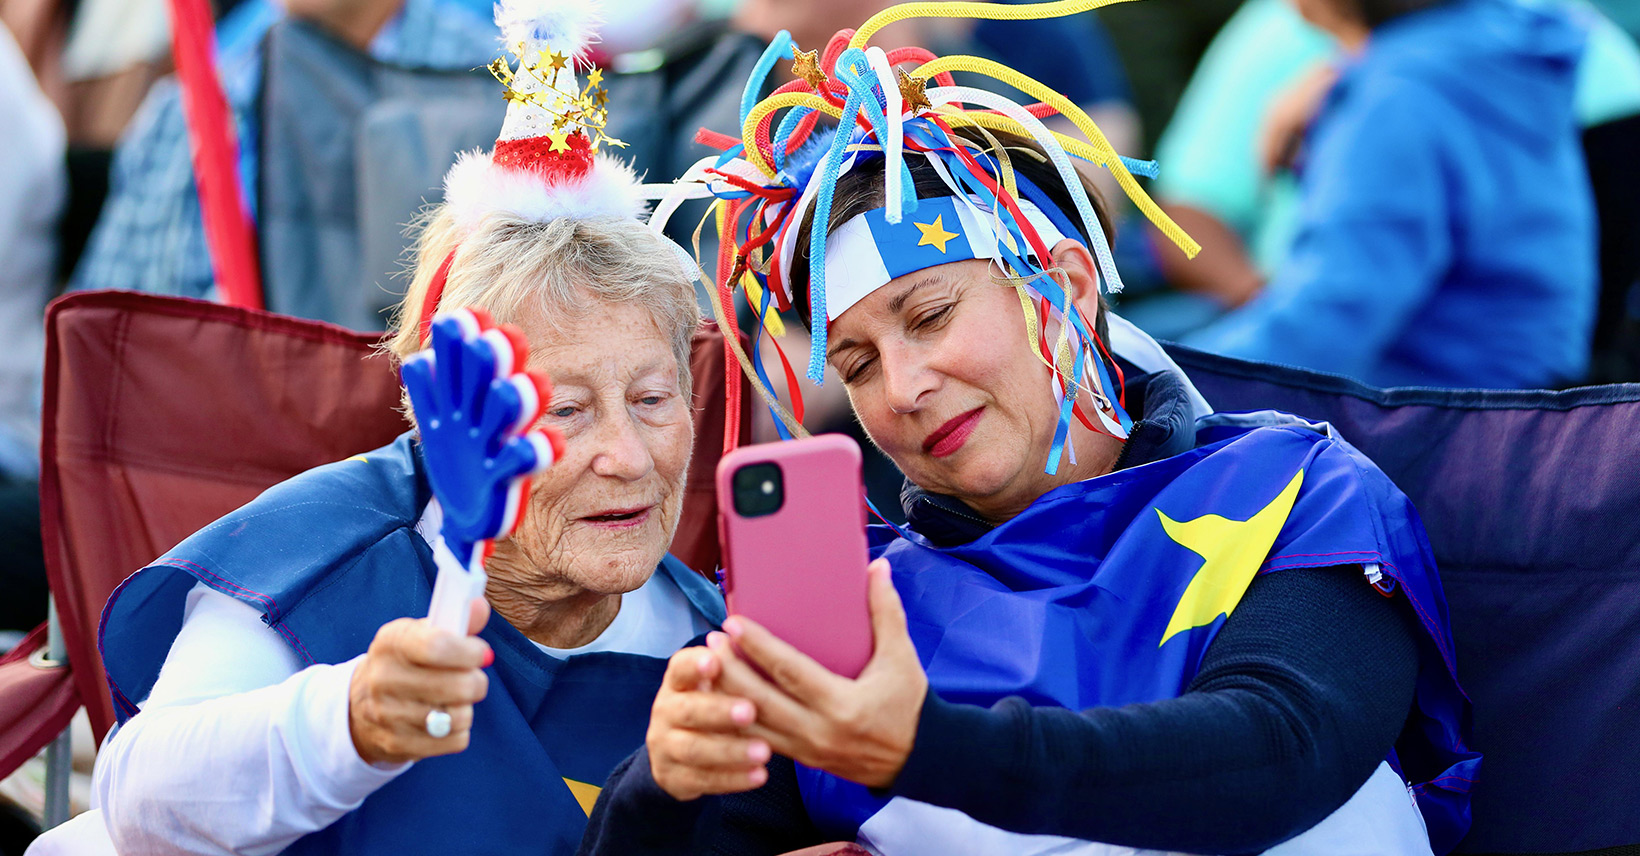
xmin=785 ymin=127 xmax=1116 ymax=340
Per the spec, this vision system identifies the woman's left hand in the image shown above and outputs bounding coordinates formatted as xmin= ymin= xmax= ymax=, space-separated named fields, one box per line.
xmin=708 ymin=558 xmax=928 ymax=789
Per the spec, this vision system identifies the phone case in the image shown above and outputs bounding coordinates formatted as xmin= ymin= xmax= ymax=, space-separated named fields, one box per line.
xmin=716 ymin=434 xmax=873 ymax=679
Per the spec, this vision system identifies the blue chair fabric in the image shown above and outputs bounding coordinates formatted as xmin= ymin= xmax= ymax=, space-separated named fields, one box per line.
xmin=1164 ymin=344 xmax=1640 ymax=855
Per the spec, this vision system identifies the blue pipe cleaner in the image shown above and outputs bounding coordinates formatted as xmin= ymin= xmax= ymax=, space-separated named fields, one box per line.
xmin=805 ymin=53 xmax=875 ymax=383
xmin=1118 ymin=156 xmax=1160 ymax=180
xmin=773 ymin=107 xmax=812 ymax=172
xmin=830 ymin=49 xmax=915 ymax=221
xmin=715 ymin=143 xmax=746 ymax=168
xmin=742 ymin=32 xmax=794 ymax=129
xmin=710 ymin=146 xmax=754 ymax=201
xmin=833 ymin=48 xmax=888 ymax=115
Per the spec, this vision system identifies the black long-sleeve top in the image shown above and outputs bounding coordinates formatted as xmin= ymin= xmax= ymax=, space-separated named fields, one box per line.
xmin=579 ymin=563 xmax=1422 ymax=855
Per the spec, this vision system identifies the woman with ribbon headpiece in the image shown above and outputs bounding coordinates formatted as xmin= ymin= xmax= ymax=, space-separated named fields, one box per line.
xmin=84 ymin=2 xmax=725 ymax=853
xmin=581 ymin=1 xmax=1479 ymax=854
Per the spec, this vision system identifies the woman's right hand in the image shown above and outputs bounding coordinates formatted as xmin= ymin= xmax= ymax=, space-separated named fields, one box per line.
xmin=348 ymin=598 xmax=493 ymax=765
xmin=647 ymin=646 xmax=771 ymax=801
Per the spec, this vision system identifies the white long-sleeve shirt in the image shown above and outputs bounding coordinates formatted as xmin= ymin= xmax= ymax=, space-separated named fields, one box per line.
xmin=89 ymin=503 xmax=711 ymax=855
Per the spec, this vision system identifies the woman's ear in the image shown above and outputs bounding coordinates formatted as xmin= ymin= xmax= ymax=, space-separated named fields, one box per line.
xmin=1048 ymin=239 xmax=1103 ymax=322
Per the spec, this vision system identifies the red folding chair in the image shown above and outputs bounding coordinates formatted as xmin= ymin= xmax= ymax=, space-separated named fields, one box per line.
xmin=2 ymin=290 xmax=746 ymax=802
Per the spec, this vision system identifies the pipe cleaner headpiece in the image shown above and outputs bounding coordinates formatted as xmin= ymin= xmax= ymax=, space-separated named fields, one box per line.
xmin=645 ymin=0 xmax=1202 ymax=475
xmin=418 ymin=0 xmax=645 ymax=341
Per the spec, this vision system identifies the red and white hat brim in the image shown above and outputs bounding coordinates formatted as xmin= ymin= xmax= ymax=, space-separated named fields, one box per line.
xmin=443 ymin=149 xmax=649 ymax=233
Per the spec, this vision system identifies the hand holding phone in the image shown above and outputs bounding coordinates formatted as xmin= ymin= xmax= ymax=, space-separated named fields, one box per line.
xmin=716 ymin=434 xmax=873 ymax=679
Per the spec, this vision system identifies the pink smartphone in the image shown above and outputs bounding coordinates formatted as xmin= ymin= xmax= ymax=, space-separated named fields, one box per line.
xmin=716 ymin=434 xmax=873 ymax=679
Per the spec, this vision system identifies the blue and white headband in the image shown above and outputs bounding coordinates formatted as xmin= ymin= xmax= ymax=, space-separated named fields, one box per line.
xmin=820 ymin=195 xmax=1069 ymax=322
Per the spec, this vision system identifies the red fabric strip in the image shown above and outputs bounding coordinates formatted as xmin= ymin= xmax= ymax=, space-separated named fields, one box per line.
xmin=169 ymin=0 xmax=263 ymax=309
xmin=417 ymin=249 xmax=458 ymax=344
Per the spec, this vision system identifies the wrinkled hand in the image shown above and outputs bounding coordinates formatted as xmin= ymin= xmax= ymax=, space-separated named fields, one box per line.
xmin=647 ymin=646 xmax=772 ymax=801
xmin=401 ymin=309 xmax=562 ymax=564
xmin=349 ymin=597 xmax=493 ymax=765
xmin=711 ymin=559 xmax=927 ymax=789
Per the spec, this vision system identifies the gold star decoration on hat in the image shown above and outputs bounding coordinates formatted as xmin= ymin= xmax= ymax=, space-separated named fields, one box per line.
xmin=897 ymin=69 xmax=933 ymax=115
xmin=792 ymin=48 xmax=829 ymax=92
xmin=488 ymin=46 xmax=626 ymax=151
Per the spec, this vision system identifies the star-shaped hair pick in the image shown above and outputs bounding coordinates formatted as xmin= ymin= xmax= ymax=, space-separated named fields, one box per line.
xmin=792 ymin=48 xmax=830 ymax=91
xmin=897 ymin=69 xmax=933 ymax=114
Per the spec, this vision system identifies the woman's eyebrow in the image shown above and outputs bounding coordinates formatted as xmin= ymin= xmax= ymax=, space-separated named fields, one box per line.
xmin=826 ymin=337 xmax=860 ymax=361
xmin=887 ymin=273 xmax=947 ymax=314
xmin=827 ymin=273 xmax=952 ymax=360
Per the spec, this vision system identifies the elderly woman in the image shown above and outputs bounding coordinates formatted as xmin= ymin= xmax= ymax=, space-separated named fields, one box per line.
xmin=581 ymin=5 xmax=1478 ymax=855
xmin=86 ymin=3 xmax=723 ymax=854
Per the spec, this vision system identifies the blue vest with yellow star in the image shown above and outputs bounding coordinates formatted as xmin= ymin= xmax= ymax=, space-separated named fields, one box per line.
xmin=797 ymin=418 xmax=1478 ymax=851
xmin=99 ymin=433 xmax=725 ymax=854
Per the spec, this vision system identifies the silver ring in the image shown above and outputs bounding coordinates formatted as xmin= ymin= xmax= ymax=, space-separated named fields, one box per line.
xmin=424 ymin=708 xmax=452 ymax=739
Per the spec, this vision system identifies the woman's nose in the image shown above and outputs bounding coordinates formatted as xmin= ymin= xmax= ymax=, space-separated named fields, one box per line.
xmin=879 ymin=344 xmax=937 ymax=415
xmin=589 ymin=410 xmax=656 ymax=481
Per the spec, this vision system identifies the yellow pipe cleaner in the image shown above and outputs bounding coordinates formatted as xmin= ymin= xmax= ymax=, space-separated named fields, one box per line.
xmin=850 ymin=0 xmax=1143 ymax=48
xmin=741 ymin=92 xmax=844 ymax=177
xmin=915 ymin=53 xmax=1200 ymax=257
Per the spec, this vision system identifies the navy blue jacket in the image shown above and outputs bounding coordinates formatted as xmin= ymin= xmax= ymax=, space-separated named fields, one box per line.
xmin=100 ymin=433 xmax=726 ymax=853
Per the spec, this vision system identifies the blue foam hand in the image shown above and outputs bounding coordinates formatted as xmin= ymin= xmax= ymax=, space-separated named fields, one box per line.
xmin=402 ymin=309 xmax=562 ymax=569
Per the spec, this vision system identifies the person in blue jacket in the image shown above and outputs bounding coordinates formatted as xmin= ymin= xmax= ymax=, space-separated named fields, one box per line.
xmin=84 ymin=3 xmax=725 ymax=853
xmin=1184 ymin=0 xmax=1597 ymax=389
xmin=578 ymin=5 xmax=1479 ymax=851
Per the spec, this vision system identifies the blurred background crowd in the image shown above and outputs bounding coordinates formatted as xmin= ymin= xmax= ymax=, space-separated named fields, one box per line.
xmin=0 ymin=0 xmax=1636 ymax=845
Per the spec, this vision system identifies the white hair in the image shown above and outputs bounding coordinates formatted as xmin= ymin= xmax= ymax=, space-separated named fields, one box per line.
xmin=388 ymin=208 xmax=700 ymax=422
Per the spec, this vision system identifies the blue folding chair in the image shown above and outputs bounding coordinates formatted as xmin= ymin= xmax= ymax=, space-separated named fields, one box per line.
xmin=1165 ymin=344 xmax=1640 ymax=855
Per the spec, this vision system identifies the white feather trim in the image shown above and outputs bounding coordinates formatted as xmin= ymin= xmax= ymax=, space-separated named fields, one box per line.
xmin=443 ymin=149 xmax=649 ymax=231
xmin=494 ymin=0 xmax=603 ymax=56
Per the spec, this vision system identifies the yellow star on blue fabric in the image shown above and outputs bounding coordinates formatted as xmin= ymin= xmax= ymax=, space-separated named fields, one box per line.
xmin=1156 ymin=469 xmax=1304 ymax=646
xmin=914 ymin=215 xmax=959 ymax=253
xmin=564 ymin=778 xmax=601 ymax=816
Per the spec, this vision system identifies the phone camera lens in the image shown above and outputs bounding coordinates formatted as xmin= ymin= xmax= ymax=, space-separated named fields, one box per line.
xmin=732 ymin=463 xmax=784 ymax=517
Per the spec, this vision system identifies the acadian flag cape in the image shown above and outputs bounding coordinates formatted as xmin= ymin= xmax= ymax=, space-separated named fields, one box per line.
xmin=799 ymin=417 xmax=1479 ymax=853
xmin=100 ymin=434 xmax=726 ymax=854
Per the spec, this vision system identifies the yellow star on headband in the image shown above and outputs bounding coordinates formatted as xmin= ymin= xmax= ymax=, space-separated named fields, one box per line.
xmin=791 ymin=48 xmax=828 ymax=91
xmin=915 ymin=215 xmax=959 ymax=253
xmin=1156 ymin=470 xmax=1304 ymax=647
xmin=547 ymin=130 xmax=571 ymax=153
xmin=897 ymin=69 xmax=933 ymax=114
xmin=586 ymin=67 xmax=604 ymax=87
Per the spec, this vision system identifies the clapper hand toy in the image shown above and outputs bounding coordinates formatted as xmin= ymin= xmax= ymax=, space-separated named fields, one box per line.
xmin=402 ymin=308 xmax=565 ymax=634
